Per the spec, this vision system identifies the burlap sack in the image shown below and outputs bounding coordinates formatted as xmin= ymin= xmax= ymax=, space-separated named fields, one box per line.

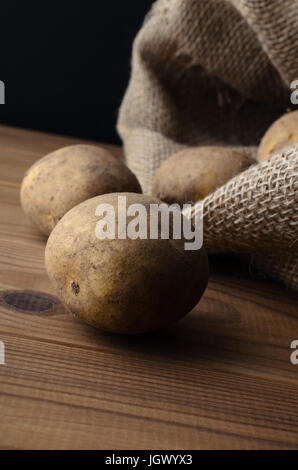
xmin=117 ymin=0 xmax=298 ymax=289
xmin=189 ymin=146 xmax=298 ymax=290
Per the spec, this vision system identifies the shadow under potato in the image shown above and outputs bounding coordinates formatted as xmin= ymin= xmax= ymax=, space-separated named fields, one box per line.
xmin=74 ymin=254 xmax=298 ymax=372
xmin=73 ymin=297 xmax=247 ymax=373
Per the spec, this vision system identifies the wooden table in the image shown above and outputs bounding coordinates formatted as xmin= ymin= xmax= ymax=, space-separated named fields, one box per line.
xmin=0 ymin=125 xmax=297 ymax=450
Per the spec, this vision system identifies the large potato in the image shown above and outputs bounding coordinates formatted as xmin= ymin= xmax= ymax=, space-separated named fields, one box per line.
xmin=152 ymin=146 xmax=254 ymax=205
xmin=45 ymin=193 xmax=208 ymax=334
xmin=258 ymin=111 xmax=298 ymax=162
xmin=21 ymin=145 xmax=142 ymax=236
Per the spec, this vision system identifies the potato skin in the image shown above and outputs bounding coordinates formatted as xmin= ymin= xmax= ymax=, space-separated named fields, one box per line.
xmin=45 ymin=193 xmax=208 ymax=334
xmin=258 ymin=111 xmax=298 ymax=162
xmin=21 ymin=145 xmax=142 ymax=236
xmin=152 ymin=146 xmax=254 ymax=206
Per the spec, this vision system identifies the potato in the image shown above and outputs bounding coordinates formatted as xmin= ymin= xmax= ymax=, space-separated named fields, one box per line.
xmin=257 ymin=111 xmax=298 ymax=162
xmin=21 ymin=145 xmax=142 ymax=236
xmin=45 ymin=193 xmax=208 ymax=334
xmin=152 ymin=146 xmax=254 ymax=205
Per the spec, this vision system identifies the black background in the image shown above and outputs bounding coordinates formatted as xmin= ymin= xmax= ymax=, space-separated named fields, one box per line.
xmin=0 ymin=1 xmax=153 ymax=144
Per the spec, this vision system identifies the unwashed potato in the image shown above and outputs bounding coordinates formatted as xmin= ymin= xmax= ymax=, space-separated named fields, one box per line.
xmin=152 ymin=146 xmax=255 ymax=205
xmin=258 ymin=110 xmax=298 ymax=162
xmin=45 ymin=193 xmax=208 ymax=334
xmin=21 ymin=145 xmax=142 ymax=236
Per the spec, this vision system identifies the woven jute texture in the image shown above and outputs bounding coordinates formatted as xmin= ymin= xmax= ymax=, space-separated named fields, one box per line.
xmin=189 ymin=146 xmax=298 ymax=290
xmin=117 ymin=0 xmax=298 ymax=289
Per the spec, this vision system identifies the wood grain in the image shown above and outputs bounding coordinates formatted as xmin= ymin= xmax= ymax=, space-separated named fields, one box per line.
xmin=0 ymin=125 xmax=297 ymax=450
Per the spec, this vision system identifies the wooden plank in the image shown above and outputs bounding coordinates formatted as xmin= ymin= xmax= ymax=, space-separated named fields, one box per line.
xmin=0 ymin=125 xmax=297 ymax=450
